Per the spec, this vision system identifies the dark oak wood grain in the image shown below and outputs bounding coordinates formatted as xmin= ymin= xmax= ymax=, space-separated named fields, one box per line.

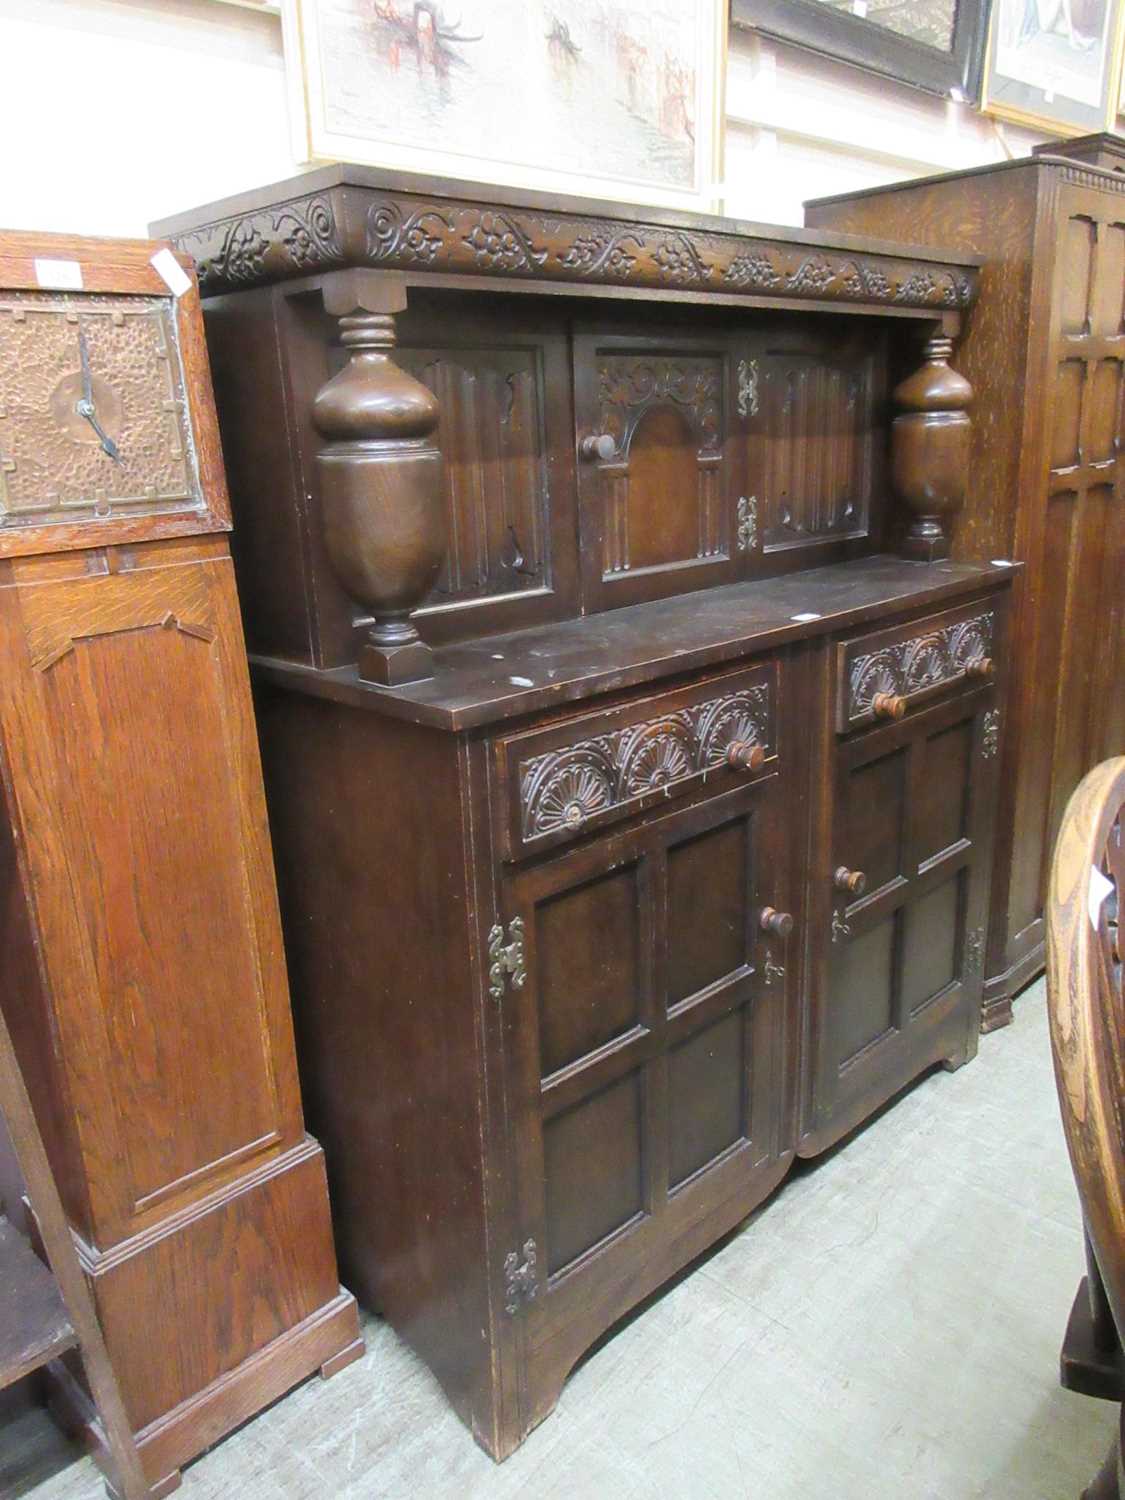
xmin=807 ymin=136 xmax=1125 ymax=1031
xmin=157 ymin=172 xmax=1009 ymax=1461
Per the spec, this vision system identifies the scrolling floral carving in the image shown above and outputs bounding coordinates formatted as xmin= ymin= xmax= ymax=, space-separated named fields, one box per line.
xmin=183 ymin=196 xmax=341 ymax=290
xmin=519 ymin=686 xmax=771 ymax=844
xmin=173 ymin=185 xmax=978 ymax=310
xmin=846 ymin=612 xmax=995 ymax=724
xmin=597 ymin=356 xmax=722 ymax=458
xmin=736 ymin=495 xmax=758 ymax=552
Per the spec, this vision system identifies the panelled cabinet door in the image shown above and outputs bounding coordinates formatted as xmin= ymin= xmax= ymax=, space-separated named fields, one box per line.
xmin=497 ymin=780 xmax=792 ymax=1390
xmin=810 ymin=689 xmax=996 ymax=1147
xmin=572 ymin=328 xmax=740 ymax=610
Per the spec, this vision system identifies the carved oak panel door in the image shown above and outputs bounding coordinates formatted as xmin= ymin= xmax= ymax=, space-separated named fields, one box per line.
xmin=1008 ymin=183 xmax=1125 ymax=965
xmin=805 ymin=686 xmax=998 ymax=1152
xmin=573 ymin=330 xmax=739 ymax=610
xmin=498 ymin=778 xmax=791 ymax=1420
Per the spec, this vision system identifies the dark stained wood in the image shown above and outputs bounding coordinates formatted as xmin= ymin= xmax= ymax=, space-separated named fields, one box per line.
xmin=807 ymin=138 xmax=1125 ymax=1031
xmin=252 ymin=556 xmax=1014 ymax=734
xmin=0 ymin=232 xmax=362 ymax=1495
xmin=0 ymin=1217 xmax=75 ymax=1392
xmin=158 ymin=172 xmax=1011 ymax=1462
xmin=0 ymin=961 xmax=149 ymax=1500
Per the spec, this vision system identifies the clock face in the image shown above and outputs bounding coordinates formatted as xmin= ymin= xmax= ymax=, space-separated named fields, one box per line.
xmin=0 ymin=291 xmax=203 ymax=531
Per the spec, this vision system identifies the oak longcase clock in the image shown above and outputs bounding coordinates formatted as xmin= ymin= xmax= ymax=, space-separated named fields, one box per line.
xmin=0 ymin=231 xmax=360 ymax=1497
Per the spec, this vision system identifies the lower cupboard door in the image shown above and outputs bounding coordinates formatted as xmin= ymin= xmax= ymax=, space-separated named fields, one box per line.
xmin=499 ymin=780 xmax=793 ymax=1372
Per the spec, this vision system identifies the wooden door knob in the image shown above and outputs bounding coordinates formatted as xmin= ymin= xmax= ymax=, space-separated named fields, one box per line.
xmin=872 ymin=691 xmax=906 ymax=721
xmin=726 ymin=740 xmax=766 ymax=771
xmin=579 ymin=433 xmax=616 ymax=462
xmin=965 ymin=656 xmax=993 ymax=680
xmin=834 ymin=866 xmax=867 ymax=896
xmin=759 ymin=906 xmax=794 ymax=938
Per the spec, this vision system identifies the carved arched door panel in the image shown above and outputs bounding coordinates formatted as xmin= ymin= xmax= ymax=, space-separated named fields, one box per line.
xmin=573 ymin=328 xmax=740 ymax=610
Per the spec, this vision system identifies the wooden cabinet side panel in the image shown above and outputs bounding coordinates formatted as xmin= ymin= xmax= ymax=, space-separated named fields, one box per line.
xmin=808 ymin=170 xmax=1040 ymax=564
xmin=0 ymin=541 xmax=305 ymax=1246
xmin=252 ymin=691 xmax=497 ymax=1438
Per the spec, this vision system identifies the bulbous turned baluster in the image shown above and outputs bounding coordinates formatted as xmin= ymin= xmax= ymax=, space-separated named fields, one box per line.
xmin=891 ymin=333 xmax=972 ymax=563
xmin=312 ymin=276 xmax=445 ymax=686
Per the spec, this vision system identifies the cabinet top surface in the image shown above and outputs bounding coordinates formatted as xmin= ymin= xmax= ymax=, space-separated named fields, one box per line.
xmin=806 ymin=138 xmax=1125 ymax=210
xmin=152 ymin=165 xmax=981 ymax=314
xmin=254 ymin=554 xmax=1015 ymax=733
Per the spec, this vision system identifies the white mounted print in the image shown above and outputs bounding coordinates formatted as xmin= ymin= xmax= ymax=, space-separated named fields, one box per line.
xmin=283 ymin=1 xmax=726 ymax=212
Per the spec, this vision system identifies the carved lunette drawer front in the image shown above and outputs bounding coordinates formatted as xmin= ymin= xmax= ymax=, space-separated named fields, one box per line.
xmin=494 ymin=662 xmax=778 ymax=860
xmin=837 ymin=600 xmax=997 ymax=733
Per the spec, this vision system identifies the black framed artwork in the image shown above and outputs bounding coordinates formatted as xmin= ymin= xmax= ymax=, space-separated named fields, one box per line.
xmin=730 ymin=0 xmax=990 ymax=98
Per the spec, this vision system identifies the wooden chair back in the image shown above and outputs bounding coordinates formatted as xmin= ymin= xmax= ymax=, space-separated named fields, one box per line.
xmin=1048 ymin=755 xmax=1125 ymax=1338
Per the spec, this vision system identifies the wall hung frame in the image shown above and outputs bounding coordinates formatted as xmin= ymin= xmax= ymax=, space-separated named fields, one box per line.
xmin=730 ymin=0 xmax=989 ymax=99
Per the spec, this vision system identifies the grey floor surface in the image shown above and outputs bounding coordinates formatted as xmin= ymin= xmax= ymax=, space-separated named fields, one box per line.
xmin=2 ymin=977 xmax=1116 ymax=1499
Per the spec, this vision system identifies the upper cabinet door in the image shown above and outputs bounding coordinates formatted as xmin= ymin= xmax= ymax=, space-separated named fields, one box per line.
xmin=749 ymin=327 xmax=886 ymax=569
xmin=572 ymin=327 xmax=742 ymax=610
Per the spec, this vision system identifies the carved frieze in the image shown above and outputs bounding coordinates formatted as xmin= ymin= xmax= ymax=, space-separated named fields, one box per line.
xmin=519 ymin=685 xmax=772 ymax=845
xmin=172 ymin=184 xmax=978 ymax=312
xmin=845 ymin=611 xmax=994 ymax=727
xmin=176 ymin=195 xmax=341 ymax=290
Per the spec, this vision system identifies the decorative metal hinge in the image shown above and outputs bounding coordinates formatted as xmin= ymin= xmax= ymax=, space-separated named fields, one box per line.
xmin=981 ymin=708 xmax=1000 ymax=759
xmin=763 ymin=954 xmax=785 ymax=986
xmin=736 ymin=494 xmax=758 ymax=552
xmin=503 ymin=1238 xmax=539 ymax=1314
xmin=488 ymin=917 xmax=526 ymax=1000
xmin=737 ymin=357 xmax=760 ymax=418
xmin=831 ymin=908 xmax=851 ymax=944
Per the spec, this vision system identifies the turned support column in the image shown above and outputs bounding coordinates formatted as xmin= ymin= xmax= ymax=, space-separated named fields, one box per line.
xmin=891 ymin=330 xmax=972 ymax=562
xmin=313 ymin=269 xmax=445 ymax=686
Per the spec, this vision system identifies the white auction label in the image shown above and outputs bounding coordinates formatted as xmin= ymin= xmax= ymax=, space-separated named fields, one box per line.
xmin=1089 ymin=865 xmax=1114 ymax=932
xmin=34 ymin=258 xmax=83 ymax=291
xmin=150 ymin=247 xmax=192 ymax=298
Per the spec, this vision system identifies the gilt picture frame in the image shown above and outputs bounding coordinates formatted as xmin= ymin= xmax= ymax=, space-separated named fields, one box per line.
xmin=980 ymin=0 xmax=1125 ymax=133
xmin=730 ymin=0 xmax=989 ymax=99
xmin=282 ymin=0 xmax=727 ymax=214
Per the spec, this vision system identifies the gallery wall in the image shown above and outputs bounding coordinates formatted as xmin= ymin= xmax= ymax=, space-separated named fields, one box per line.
xmin=1 ymin=0 xmax=1098 ymax=238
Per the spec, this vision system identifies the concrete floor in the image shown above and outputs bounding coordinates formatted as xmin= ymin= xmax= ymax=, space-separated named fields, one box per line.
xmin=2 ymin=978 xmax=1116 ymax=1499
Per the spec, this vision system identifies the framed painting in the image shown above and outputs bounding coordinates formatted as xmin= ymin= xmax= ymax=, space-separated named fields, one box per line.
xmin=283 ymin=1 xmax=726 ymax=213
xmin=730 ymin=0 xmax=989 ymax=99
xmin=980 ymin=0 xmax=1125 ymax=132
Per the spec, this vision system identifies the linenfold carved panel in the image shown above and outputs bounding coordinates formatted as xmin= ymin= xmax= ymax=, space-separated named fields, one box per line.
xmin=842 ymin=610 xmax=995 ymax=729
xmin=756 ymin=352 xmax=876 ymax=550
xmin=518 ymin=684 xmax=772 ymax=847
xmin=399 ymin=348 xmax=549 ymax=606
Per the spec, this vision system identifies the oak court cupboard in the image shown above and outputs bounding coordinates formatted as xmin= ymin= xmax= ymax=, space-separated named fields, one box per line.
xmin=155 ymin=171 xmax=1014 ymax=1460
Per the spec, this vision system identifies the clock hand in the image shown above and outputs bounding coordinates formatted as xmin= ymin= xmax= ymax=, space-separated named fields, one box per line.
xmin=75 ymin=400 xmax=121 ymax=463
xmin=73 ymin=327 xmax=120 ymax=462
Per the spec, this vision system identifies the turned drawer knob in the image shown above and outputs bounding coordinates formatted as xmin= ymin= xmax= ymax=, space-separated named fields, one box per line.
xmin=872 ymin=691 xmax=907 ymax=721
xmin=759 ymin=906 xmax=794 ymax=939
xmin=834 ymin=866 xmax=867 ymax=897
xmin=965 ymin=656 xmax=993 ymax=680
xmin=579 ymin=433 xmax=616 ymax=462
xmin=726 ymin=740 xmax=766 ymax=772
